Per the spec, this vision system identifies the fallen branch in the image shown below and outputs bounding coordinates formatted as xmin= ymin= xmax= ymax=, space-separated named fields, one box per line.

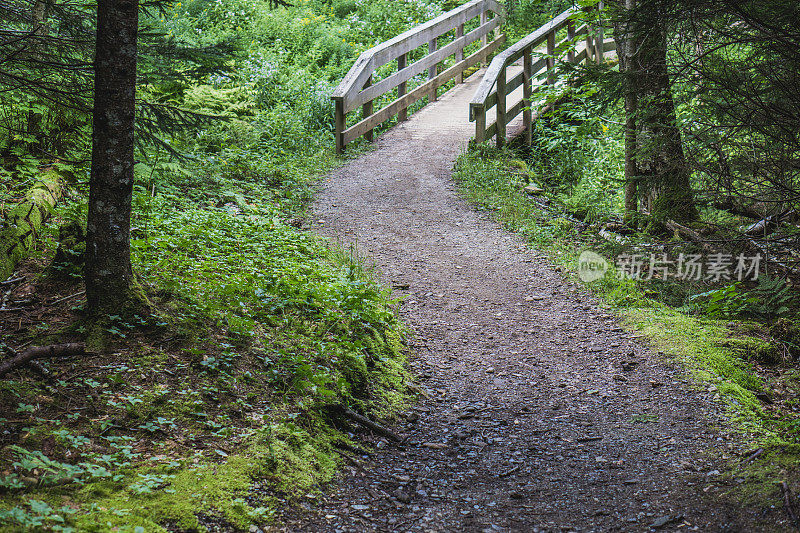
xmin=51 ymin=290 xmax=85 ymax=305
xmin=0 ymin=343 xmax=85 ymax=378
xmin=779 ymin=481 xmax=800 ymax=528
xmin=712 ymin=200 xmax=765 ymax=221
xmin=741 ymin=447 xmax=764 ymax=466
xmin=665 ymin=219 xmax=715 ymax=251
xmin=334 ymin=405 xmax=404 ymax=443
xmin=499 ymin=465 xmax=520 ymax=478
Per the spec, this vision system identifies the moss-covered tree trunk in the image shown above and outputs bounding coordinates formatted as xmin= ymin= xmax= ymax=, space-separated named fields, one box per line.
xmin=629 ymin=3 xmax=698 ymax=222
xmin=612 ymin=0 xmax=640 ymax=221
xmin=0 ymin=170 xmax=63 ymax=280
xmin=85 ymin=0 xmax=140 ymax=315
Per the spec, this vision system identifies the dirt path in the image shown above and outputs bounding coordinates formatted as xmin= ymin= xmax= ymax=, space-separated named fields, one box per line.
xmin=275 ymin=75 xmax=782 ymax=531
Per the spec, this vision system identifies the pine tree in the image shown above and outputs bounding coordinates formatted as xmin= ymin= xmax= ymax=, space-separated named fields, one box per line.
xmin=84 ymin=0 xmax=141 ymax=315
xmin=608 ymin=0 xmax=698 ymax=224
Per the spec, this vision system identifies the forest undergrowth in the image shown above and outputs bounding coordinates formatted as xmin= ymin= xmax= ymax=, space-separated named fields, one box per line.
xmin=0 ymin=0 xmax=473 ymax=529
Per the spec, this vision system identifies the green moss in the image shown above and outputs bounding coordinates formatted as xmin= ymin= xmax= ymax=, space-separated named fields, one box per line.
xmin=624 ymin=307 xmax=766 ymax=424
xmin=724 ymin=337 xmax=782 ymax=365
xmin=0 ymin=419 xmax=341 ymax=532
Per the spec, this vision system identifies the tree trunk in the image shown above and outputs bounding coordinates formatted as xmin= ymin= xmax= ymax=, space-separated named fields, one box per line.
xmin=629 ymin=4 xmax=698 ymax=222
xmin=25 ymin=0 xmax=52 ymax=148
xmin=613 ymin=0 xmax=639 ymax=221
xmin=85 ymin=0 xmax=140 ymax=314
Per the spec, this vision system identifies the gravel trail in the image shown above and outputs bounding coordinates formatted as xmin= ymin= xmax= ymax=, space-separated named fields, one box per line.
xmin=274 ymin=73 xmax=783 ymax=532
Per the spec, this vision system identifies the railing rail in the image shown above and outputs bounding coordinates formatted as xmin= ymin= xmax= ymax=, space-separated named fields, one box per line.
xmin=331 ymin=0 xmax=505 ymax=153
xmin=470 ymin=3 xmax=613 ymax=147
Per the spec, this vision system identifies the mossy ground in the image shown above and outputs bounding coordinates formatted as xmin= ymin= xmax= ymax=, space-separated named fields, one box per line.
xmin=0 ymin=269 xmax=412 ymax=532
xmin=0 ymin=126 xmax=412 ymax=533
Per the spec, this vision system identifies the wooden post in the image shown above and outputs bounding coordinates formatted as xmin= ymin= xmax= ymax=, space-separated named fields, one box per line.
xmin=397 ymin=53 xmax=408 ymax=121
xmin=496 ymin=65 xmax=506 ymax=148
xmin=480 ymin=10 xmax=488 ymax=66
xmin=334 ymin=98 xmax=345 ymax=154
xmin=567 ymin=20 xmax=575 ymax=64
xmin=523 ymin=47 xmax=532 ymax=146
xmin=455 ymin=24 xmax=464 ymax=84
xmin=428 ymin=37 xmax=438 ymax=102
xmin=585 ymin=28 xmax=593 ymax=63
xmin=595 ymin=1 xmax=604 ymax=64
xmin=363 ymin=75 xmax=373 ymax=142
xmin=546 ymin=30 xmax=555 ymax=85
xmin=474 ymin=105 xmax=486 ymax=144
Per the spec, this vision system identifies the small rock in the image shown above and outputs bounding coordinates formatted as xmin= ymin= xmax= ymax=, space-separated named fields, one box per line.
xmin=351 ymin=504 xmax=369 ymax=511
xmin=393 ymin=488 xmax=411 ymax=503
xmin=649 ymin=514 xmax=682 ymax=529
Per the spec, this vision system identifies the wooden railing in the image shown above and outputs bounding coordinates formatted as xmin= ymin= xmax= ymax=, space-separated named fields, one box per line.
xmin=469 ymin=4 xmax=613 ymax=147
xmin=331 ymin=0 xmax=505 ymax=154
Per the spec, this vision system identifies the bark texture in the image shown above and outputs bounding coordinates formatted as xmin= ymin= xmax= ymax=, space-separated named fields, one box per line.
xmin=85 ymin=0 xmax=139 ymax=314
xmin=613 ymin=0 xmax=639 ymax=219
xmin=611 ymin=0 xmax=698 ymax=223
xmin=633 ymin=20 xmax=698 ymax=222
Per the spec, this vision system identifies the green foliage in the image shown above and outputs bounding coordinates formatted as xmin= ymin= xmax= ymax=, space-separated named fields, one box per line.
xmin=0 ymin=500 xmax=77 ymax=533
xmin=690 ymin=277 xmax=795 ymax=319
xmin=1 ymin=0 xmax=431 ymax=530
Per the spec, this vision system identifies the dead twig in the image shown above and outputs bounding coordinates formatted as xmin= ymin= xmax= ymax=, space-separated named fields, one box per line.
xmin=51 ymin=290 xmax=85 ymax=305
xmin=779 ymin=481 xmax=800 ymax=528
xmin=665 ymin=219 xmax=715 ymax=252
xmin=499 ymin=465 xmax=520 ymax=477
xmin=741 ymin=447 xmax=764 ymax=466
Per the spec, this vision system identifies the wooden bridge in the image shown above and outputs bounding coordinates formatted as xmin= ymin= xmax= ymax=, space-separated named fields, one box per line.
xmin=331 ymin=0 xmax=614 ymax=153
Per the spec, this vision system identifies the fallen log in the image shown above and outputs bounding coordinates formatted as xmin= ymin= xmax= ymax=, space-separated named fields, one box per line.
xmin=741 ymin=210 xmax=796 ymax=237
xmin=712 ymin=200 xmax=765 ymax=221
xmin=1 ymin=168 xmax=66 ymax=280
xmin=0 ymin=343 xmax=85 ymax=378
